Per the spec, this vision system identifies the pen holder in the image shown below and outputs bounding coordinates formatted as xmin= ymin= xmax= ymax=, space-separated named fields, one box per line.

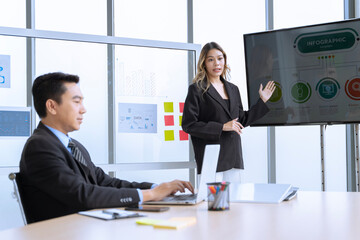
xmin=206 ymin=182 xmax=230 ymax=211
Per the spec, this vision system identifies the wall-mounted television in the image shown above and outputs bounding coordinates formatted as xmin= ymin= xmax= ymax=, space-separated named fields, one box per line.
xmin=244 ymin=18 xmax=360 ymax=126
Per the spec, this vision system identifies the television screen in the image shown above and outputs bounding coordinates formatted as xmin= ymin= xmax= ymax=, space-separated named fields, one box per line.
xmin=244 ymin=18 xmax=360 ymax=126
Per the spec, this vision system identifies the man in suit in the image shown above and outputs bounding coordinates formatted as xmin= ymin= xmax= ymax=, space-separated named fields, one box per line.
xmin=20 ymin=72 xmax=193 ymax=223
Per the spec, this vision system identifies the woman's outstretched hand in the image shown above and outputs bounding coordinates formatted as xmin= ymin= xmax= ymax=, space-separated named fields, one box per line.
xmin=259 ymin=81 xmax=276 ymax=103
xmin=223 ymin=118 xmax=244 ymax=135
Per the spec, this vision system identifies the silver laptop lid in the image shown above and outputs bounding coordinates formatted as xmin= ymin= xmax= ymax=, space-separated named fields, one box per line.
xmin=196 ymin=144 xmax=220 ymax=202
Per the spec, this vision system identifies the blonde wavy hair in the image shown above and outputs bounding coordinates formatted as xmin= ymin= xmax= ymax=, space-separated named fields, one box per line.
xmin=193 ymin=42 xmax=231 ymax=93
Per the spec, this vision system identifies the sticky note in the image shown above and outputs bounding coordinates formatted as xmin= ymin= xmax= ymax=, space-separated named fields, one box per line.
xmin=179 ymin=130 xmax=188 ymax=141
xmin=179 ymin=116 xmax=182 ymax=126
xmin=137 ymin=217 xmax=197 ymax=230
xmin=154 ymin=217 xmax=196 ymax=229
xmin=179 ymin=102 xmax=184 ymax=113
xmin=164 ymin=115 xmax=174 ymax=126
xmin=164 ymin=130 xmax=174 ymax=141
xmin=153 ymin=220 xmax=188 ymax=229
xmin=136 ymin=218 xmax=163 ymax=226
xmin=169 ymin=217 xmax=197 ymax=225
xmin=164 ymin=102 xmax=174 ymax=113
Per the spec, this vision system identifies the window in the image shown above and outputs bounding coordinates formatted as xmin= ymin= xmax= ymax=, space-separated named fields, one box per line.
xmin=0 ymin=0 xmax=25 ymax=28
xmin=114 ymin=0 xmax=187 ymax=42
xmin=274 ymin=0 xmax=345 ymax=191
xmin=36 ymin=39 xmax=109 ymax=164
xmin=194 ymin=0 xmax=267 ymax=183
xmin=35 ymin=0 xmax=106 ymax=35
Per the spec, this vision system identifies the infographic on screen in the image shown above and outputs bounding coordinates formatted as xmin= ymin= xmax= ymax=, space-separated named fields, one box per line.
xmin=245 ymin=19 xmax=360 ymax=126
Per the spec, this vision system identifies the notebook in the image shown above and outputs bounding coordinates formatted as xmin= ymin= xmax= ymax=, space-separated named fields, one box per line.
xmin=229 ymin=183 xmax=298 ymax=204
xmin=144 ymin=144 xmax=219 ymax=205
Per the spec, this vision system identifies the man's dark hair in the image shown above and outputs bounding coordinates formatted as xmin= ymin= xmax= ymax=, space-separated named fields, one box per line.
xmin=32 ymin=72 xmax=79 ymax=118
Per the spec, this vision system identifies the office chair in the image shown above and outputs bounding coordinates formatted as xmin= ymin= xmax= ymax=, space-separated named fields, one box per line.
xmin=9 ymin=172 xmax=27 ymax=225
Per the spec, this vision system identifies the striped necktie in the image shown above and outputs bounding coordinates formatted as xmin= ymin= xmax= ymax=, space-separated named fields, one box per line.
xmin=68 ymin=140 xmax=88 ymax=167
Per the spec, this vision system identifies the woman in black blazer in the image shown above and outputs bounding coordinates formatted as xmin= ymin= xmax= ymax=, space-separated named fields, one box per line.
xmin=182 ymin=42 xmax=275 ymax=182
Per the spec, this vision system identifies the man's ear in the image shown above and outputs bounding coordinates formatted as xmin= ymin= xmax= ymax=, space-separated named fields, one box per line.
xmin=45 ymin=99 xmax=58 ymax=116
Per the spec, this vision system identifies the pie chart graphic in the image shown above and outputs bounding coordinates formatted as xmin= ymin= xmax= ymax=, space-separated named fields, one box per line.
xmin=345 ymin=77 xmax=360 ymax=100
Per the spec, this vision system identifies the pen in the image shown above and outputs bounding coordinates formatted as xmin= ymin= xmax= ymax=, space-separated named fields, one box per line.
xmin=102 ymin=210 xmax=120 ymax=218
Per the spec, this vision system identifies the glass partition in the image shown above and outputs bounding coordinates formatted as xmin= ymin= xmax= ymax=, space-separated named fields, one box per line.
xmin=0 ymin=36 xmax=27 ymax=167
xmin=114 ymin=45 xmax=190 ymax=163
xmin=36 ymin=39 xmax=109 ymax=164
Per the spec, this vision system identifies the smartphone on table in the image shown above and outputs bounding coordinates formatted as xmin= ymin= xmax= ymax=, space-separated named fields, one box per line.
xmin=124 ymin=206 xmax=170 ymax=212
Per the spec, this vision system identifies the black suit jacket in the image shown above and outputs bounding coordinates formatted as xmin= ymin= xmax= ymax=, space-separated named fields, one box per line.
xmin=182 ymin=78 xmax=269 ymax=174
xmin=19 ymin=122 xmax=153 ymax=223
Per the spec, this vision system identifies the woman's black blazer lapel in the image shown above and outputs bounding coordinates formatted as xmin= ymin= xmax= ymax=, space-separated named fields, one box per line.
xmin=206 ymin=82 xmax=232 ymax=118
xmin=223 ymin=80 xmax=239 ymax=119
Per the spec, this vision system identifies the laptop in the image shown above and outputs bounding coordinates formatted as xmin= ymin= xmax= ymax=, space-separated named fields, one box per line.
xmin=229 ymin=183 xmax=298 ymax=204
xmin=144 ymin=144 xmax=219 ymax=205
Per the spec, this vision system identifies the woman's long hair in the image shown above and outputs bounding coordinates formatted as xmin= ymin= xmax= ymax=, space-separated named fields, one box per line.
xmin=193 ymin=42 xmax=231 ymax=93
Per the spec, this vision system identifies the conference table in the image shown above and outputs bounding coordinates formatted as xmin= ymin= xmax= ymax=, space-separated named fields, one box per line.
xmin=1 ymin=191 xmax=360 ymax=240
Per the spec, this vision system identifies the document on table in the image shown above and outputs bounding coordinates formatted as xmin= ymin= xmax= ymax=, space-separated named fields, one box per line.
xmin=78 ymin=209 xmax=145 ymax=220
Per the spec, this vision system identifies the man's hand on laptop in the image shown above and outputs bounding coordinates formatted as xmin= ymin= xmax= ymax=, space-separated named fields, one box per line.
xmin=142 ymin=180 xmax=194 ymax=201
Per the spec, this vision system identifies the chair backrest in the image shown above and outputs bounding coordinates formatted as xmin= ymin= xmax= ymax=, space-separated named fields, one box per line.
xmin=9 ymin=172 xmax=27 ymax=225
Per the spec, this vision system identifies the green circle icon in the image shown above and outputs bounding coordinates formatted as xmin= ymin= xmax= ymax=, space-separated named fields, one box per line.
xmin=291 ymin=82 xmax=311 ymax=103
xmin=269 ymin=82 xmax=282 ymax=103
xmin=316 ymin=78 xmax=340 ymax=100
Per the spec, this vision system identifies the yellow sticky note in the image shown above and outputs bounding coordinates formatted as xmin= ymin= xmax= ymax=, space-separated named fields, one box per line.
xmin=137 ymin=217 xmax=197 ymax=230
xmin=153 ymin=220 xmax=188 ymax=230
xmin=169 ymin=217 xmax=197 ymax=225
xmin=164 ymin=102 xmax=174 ymax=113
xmin=154 ymin=217 xmax=197 ymax=230
xmin=179 ymin=115 xmax=182 ymax=126
xmin=164 ymin=130 xmax=174 ymax=141
xmin=136 ymin=218 xmax=162 ymax=226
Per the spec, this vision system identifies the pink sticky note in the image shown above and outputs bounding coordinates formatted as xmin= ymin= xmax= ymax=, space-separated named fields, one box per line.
xmin=164 ymin=115 xmax=174 ymax=126
xmin=179 ymin=102 xmax=185 ymax=113
xmin=179 ymin=130 xmax=189 ymax=141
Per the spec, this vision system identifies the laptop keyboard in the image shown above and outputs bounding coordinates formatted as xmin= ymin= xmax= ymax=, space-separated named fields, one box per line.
xmin=165 ymin=194 xmax=197 ymax=201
